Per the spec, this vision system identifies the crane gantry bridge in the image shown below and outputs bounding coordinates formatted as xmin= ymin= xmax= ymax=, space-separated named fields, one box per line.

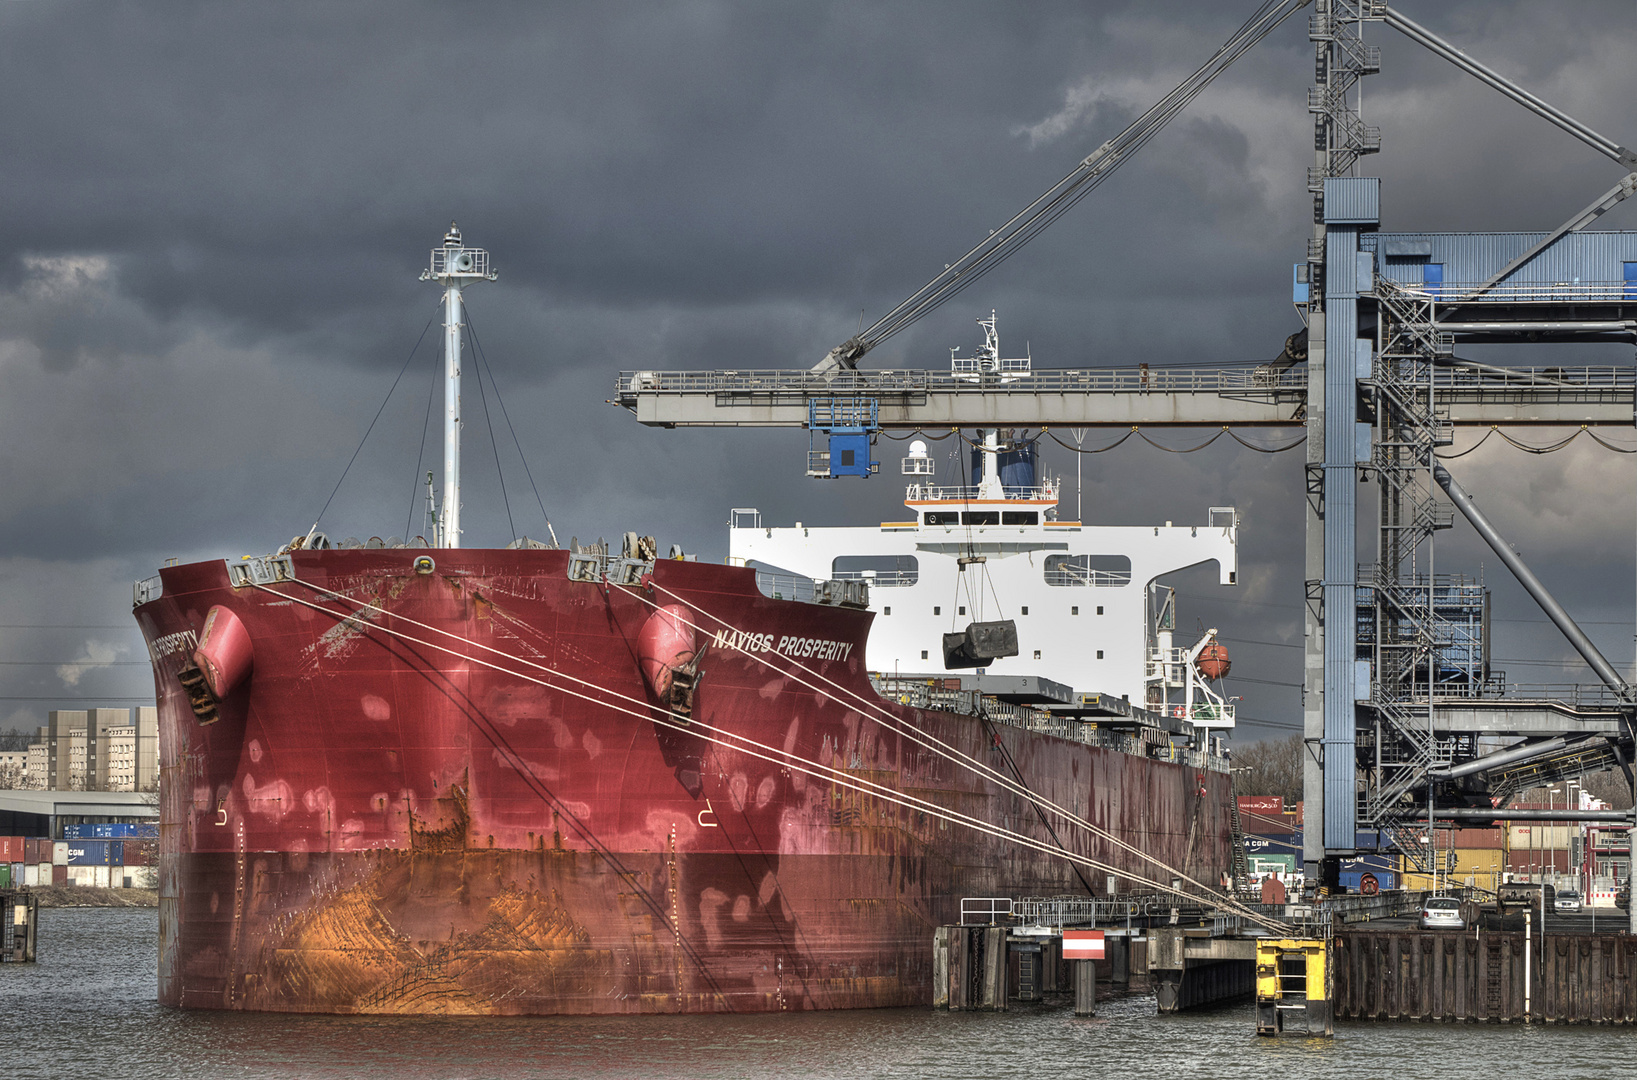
xmin=612 ymin=1 xmax=1637 ymax=892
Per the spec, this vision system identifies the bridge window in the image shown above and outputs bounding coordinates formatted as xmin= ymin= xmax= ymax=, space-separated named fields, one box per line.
xmin=1044 ymin=554 xmax=1132 ymax=587
xmin=832 ymin=555 xmax=918 ymax=587
xmin=1001 ymin=511 xmax=1039 ymax=525
xmin=962 ymin=511 xmax=1000 ymax=525
xmin=924 ymin=511 xmax=958 ymax=525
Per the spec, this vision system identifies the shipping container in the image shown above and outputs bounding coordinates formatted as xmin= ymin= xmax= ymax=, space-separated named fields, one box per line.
xmin=23 ymin=838 xmax=41 ymax=864
xmin=66 ymin=841 xmax=111 ymax=866
xmin=0 ymin=865 xmax=9 ymax=888
xmin=121 ymin=844 xmax=152 ymax=867
xmin=1237 ymin=795 xmax=1284 ymax=814
xmin=1452 ymin=827 xmax=1504 ymax=849
xmin=7 ymin=863 xmax=19 ymax=885
xmin=23 ymin=864 xmax=39 ymax=887
xmin=51 ymin=865 xmax=66 ymax=885
xmin=109 ymin=841 xmax=124 ymax=865
xmin=1250 ymin=853 xmax=1296 ymax=875
xmin=51 ymin=842 xmax=68 ymax=866
xmin=92 ymin=865 xmax=111 ymax=888
xmin=1339 ymin=869 xmax=1396 ymax=892
xmin=61 ymin=824 xmax=84 ymax=840
xmin=1242 ymin=833 xmax=1300 ymax=855
xmin=0 ymin=836 xmax=23 ymax=862
xmin=66 ymin=866 xmax=95 ymax=887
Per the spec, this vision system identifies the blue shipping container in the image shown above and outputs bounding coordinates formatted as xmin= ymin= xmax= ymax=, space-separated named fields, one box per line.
xmin=65 ymin=840 xmax=111 ymax=866
xmin=1340 ymin=869 xmax=1397 ymax=892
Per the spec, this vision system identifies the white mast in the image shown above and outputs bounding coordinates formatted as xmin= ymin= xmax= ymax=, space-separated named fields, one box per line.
xmin=420 ymin=222 xmax=496 ymax=548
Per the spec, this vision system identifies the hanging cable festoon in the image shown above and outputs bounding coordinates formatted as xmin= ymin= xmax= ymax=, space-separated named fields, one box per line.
xmin=248 ymin=575 xmax=1283 ymax=930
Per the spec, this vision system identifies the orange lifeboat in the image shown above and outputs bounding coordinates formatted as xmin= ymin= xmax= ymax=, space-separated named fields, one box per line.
xmin=1196 ymin=639 xmax=1231 ymax=681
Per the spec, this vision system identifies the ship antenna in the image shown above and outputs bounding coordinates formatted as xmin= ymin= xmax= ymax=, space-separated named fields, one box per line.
xmin=419 ymin=221 xmax=497 ymax=548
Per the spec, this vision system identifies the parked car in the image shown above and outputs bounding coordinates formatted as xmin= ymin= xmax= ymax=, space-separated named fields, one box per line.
xmin=1554 ymin=890 xmax=1583 ymax=913
xmin=1616 ymin=884 xmax=1629 ymax=910
xmin=1419 ymin=896 xmax=1466 ymax=930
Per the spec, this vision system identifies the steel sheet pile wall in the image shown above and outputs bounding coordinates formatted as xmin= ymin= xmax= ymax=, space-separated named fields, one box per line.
xmin=1334 ymin=931 xmax=1637 ymax=1023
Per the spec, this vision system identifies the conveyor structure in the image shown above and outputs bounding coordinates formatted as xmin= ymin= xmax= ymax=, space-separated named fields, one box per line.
xmin=611 ymin=1 xmax=1637 ymax=899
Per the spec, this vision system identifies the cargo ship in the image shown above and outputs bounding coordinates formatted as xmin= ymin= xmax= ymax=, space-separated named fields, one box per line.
xmin=132 ymin=228 xmax=1241 ymax=1014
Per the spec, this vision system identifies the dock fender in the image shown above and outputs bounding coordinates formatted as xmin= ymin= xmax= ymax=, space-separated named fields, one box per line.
xmin=192 ymin=604 xmax=255 ymax=699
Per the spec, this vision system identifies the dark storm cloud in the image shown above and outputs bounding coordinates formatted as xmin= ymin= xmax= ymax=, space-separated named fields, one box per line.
xmin=1 ymin=1 xmax=1635 ymax=742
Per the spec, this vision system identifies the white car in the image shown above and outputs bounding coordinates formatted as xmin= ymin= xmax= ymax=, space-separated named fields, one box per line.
xmin=1554 ymin=891 xmax=1583 ymax=913
xmin=1419 ymin=896 xmax=1465 ymax=930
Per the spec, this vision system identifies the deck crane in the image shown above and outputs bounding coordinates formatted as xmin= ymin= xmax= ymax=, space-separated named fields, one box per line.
xmin=811 ymin=0 xmax=1312 ymax=377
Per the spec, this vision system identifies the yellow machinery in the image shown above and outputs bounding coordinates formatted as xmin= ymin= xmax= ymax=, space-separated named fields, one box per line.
xmin=1255 ymin=938 xmax=1332 ymax=1036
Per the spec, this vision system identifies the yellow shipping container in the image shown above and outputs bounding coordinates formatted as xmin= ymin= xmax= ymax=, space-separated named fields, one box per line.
xmin=1401 ymin=847 xmax=1506 ymax=894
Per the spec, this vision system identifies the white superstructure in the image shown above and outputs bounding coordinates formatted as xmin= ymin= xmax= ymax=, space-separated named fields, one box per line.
xmin=730 ymin=436 xmax=1239 ymax=724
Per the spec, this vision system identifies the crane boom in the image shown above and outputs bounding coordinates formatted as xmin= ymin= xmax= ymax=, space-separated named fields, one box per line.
xmin=814 ymin=0 xmax=1312 ymax=373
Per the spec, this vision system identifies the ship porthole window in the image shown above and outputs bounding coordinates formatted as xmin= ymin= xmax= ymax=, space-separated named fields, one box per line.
xmin=933 ymin=606 xmax=940 ymax=615
xmin=958 ymin=606 xmax=966 ymax=616
xmin=921 ymin=650 xmax=928 ymax=660
xmin=1072 ymin=606 xmax=1079 ymax=615
xmin=1096 ymin=650 xmax=1104 ymax=659
xmin=1097 ymin=606 xmax=1104 ymax=615
xmin=883 ymin=606 xmax=891 ymax=615
xmin=1033 ymin=650 xmax=1041 ymax=660
xmin=1021 ymin=606 xmax=1028 ymax=615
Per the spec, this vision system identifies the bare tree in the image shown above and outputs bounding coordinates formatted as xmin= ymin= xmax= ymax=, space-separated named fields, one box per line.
xmin=1231 ymin=734 xmax=1303 ymax=804
xmin=0 ymin=759 xmax=24 ymax=789
xmin=1517 ymin=769 xmax=1633 ymax=811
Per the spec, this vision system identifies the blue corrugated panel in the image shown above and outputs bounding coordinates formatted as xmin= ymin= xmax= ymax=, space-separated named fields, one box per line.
xmin=109 ymin=841 xmax=124 ymax=865
xmin=61 ymin=824 xmax=84 ymax=840
xmin=66 ymin=840 xmax=111 ymax=866
xmin=1366 ymin=230 xmax=1637 ymax=292
xmin=1323 ymin=177 xmax=1380 ymax=224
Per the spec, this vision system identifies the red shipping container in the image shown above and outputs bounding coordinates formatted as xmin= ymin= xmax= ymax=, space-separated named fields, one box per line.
xmin=121 ymin=845 xmax=152 ymax=867
xmin=1452 ymin=827 xmax=1504 ymax=849
xmin=23 ymin=838 xmax=40 ymax=864
xmin=0 ymin=837 xmax=23 ymax=862
xmin=51 ymin=864 xmax=67 ymax=885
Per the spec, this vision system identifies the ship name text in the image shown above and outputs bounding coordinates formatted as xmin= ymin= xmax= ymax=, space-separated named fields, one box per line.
xmin=149 ymin=628 xmax=200 ymax=660
xmin=712 ymin=628 xmax=854 ymax=662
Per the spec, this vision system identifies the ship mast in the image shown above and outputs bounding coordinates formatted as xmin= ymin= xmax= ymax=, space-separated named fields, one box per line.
xmin=420 ymin=223 xmax=496 ymax=547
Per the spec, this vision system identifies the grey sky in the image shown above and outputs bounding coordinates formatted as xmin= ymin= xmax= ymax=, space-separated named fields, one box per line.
xmin=2 ymin=1 xmax=1635 ymax=744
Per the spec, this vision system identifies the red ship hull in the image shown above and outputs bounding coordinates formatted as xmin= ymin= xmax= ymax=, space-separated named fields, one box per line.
xmin=135 ymin=549 xmax=1232 ymax=1014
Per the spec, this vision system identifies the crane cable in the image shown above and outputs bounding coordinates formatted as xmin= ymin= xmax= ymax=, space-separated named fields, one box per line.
xmin=242 ymin=577 xmax=1284 ymax=931
xmin=638 ymin=578 xmax=1254 ymax=915
xmin=831 ymin=0 xmax=1309 ymax=365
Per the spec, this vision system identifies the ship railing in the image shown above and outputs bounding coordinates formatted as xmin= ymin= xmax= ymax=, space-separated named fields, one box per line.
xmin=1003 ymin=894 xmax=1228 ymax=928
xmin=1156 ymin=702 xmax=1237 ymax=724
xmin=959 ymin=897 xmax=1014 ymax=925
xmin=132 ymin=575 xmax=162 ymax=608
xmin=869 ymin=676 xmax=1231 ymax=771
xmin=1383 ymin=279 xmax=1637 ymax=305
xmin=615 ymin=366 xmax=1309 ymax=399
xmin=903 ymin=483 xmax=1058 ymax=503
xmin=752 ymin=571 xmax=870 ymax=609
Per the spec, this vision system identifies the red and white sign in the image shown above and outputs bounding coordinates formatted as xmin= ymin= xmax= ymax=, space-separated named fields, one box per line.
xmin=1061 ymin=929 xmax=1105 ymax=960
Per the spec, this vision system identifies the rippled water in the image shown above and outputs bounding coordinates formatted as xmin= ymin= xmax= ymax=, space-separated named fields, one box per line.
xmin=4 ymin=908 xmax=1637 ymax=1079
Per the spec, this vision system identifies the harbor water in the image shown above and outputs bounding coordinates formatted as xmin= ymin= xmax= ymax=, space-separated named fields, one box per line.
xmin=4 ymin=909 xmax=1636 ymax=1079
